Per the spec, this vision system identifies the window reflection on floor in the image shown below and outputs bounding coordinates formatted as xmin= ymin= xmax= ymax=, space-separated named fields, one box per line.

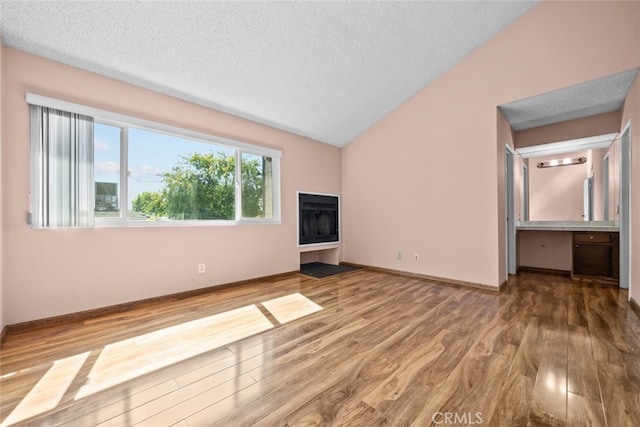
xmin=1 ymin=293 xmax=323 ymax=426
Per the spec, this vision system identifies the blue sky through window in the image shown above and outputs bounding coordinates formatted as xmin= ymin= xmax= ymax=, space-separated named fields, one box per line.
xmin=94 ymin=123 xmax=233 ymax=210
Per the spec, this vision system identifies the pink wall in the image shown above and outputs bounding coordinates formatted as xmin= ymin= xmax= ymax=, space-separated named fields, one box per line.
xmin=2 ymin=48 xmax=342 ymax=325
xmin=529 ymin=150 xmax=589 ymax=221
xmin=620 ymin=73 xmax=640 ymax=304
xmin=515 ymin=110 xmax=622 ymax=148
xmin=0 ymin=40 xmax=4 ymax=332
xmin=342 ymin=1 xmax=640 ymax=288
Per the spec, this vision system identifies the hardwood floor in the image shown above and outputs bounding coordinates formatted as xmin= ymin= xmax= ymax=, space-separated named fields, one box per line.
xmin=1 ymin=270 xmax=640 ymax=426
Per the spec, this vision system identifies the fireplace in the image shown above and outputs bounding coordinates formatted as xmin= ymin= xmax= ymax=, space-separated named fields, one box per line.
xmin=298 ymin=192 xmax=339 ymax=245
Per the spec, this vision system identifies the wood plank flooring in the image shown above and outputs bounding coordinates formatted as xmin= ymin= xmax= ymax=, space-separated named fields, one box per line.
xmin=1 ymin=270 xmax=640 ymax=426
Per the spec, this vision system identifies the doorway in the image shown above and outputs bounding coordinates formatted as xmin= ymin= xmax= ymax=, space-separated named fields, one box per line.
xmin=498 ymin=68 xmax=638 ymax=291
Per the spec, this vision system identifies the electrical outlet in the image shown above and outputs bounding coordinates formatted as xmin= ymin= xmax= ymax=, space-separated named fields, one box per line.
xmin=198 ymin=263 xmax=206 ymax=274
xmin=397 ymin=251 xmax=402 ymax=260
xmin=413 ymin=254 xmax=420 ymax=263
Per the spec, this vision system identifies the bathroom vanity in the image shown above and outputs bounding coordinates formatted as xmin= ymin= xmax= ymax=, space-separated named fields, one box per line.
xmin=516 ymin=221 xmax=619 ymax=283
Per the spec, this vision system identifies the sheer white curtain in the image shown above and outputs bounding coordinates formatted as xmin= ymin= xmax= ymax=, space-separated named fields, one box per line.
xmin=30 ymin=105 xmax=94 ymax=227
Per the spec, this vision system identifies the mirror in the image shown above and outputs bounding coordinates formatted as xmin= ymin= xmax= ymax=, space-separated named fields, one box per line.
xmin=515 ymin=134 xmax=620 ymax=223
xmin=499 ymin=68 xmax=638 ymax=226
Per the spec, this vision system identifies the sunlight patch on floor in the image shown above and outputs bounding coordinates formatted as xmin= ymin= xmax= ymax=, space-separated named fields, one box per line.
xmin=1 ymin=352 xmax=90 ymax=426
xmin=261 ymin=293 xmax=323 ymax=324
xmin=1 ymin=293 xmax=324 ymax=425
xmin=76 ymin=304 xmax=273 ymax=399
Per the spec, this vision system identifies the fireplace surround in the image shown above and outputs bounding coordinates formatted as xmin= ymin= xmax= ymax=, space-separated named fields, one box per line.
xmin=298 ymin=192 xmax=339 ymax=246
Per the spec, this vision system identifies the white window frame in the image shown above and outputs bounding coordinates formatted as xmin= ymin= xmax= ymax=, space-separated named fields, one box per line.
xmin=27 ymin=93 xmax=282 ymax=227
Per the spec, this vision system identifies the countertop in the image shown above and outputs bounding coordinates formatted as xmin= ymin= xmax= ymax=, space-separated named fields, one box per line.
xmin=515 ymin=221 xmax=619 ymax=232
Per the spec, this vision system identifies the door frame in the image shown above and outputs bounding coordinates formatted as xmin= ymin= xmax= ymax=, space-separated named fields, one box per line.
xmin=506 ymin=145 xmax=516 ymax=275
xmin=620 ymin=121 xmax=631 ymax=291
xmin=522 ymin=163 xmax=529 ymax=221
xmin=603 ymin=153 xmax=610 ymax=221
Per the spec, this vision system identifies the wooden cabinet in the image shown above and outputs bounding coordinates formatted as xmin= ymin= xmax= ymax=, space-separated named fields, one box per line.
xmin=572 ymin=232 xmax=619 ymax=282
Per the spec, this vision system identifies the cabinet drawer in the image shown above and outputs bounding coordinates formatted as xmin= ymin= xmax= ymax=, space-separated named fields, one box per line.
xmin=574 ymin=232 xmax=611 ymax=243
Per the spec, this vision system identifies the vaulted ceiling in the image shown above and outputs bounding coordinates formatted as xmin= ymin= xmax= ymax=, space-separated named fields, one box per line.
xmin=0 ymin=1 xmax=537 ymax=147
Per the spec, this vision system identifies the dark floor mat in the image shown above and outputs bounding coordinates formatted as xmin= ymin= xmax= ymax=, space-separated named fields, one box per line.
xmin=300 ymin=262 xmax=360 ymax=278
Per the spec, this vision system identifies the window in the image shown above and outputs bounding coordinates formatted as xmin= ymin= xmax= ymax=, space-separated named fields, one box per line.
xmin=94 ymin=123 xmax=122 ymax=219
xmin=29 ymin=94 xmax=281 ymax=227
xmin=241 ymin=153 xmax=273 ymax=219
xmin=127 ymin=128 xmax=238 ymax=222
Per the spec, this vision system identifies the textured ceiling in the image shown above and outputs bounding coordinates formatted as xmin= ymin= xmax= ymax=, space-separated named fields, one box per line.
xmin=0 ymin=1 xmax=536 ymax=147
xmin=499 ymin=68 xmax=640 ymax=132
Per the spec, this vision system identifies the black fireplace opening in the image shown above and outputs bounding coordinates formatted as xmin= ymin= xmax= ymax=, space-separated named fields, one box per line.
xmin=298 ymin=193 xmax=339 ymax=245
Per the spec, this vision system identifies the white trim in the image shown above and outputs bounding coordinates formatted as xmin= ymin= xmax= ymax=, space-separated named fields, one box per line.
xmin=296 ymin=191 xmax=341 ymax=248
xmin=603 ymin=152 xmax=610 ymax=221
xmin=297 ymin=190 xmax=341 ymax=198
xmin=620 ymin=121 xmax=632 ymax=292
xmin=522 ymin=163 xmax=529 ymax=221
xmin=516 ymin=132 xmax=618 ymax=158
xmin=94 ymin=218 xmax=281 ymax=228
xmin=235 ymin=149 xmax=242 ymax=219
xmin=505 ymin=146 xmax=516 ymax=275
xmin=271 ymin=157 xmax=282 ymax=223
xmin=26 ymin=93 xmax=282 ymax=159
xmin=299 ymin=243 xmax=340 ymax=253
xmin=120 ymin=126 xmax=129 ymax=221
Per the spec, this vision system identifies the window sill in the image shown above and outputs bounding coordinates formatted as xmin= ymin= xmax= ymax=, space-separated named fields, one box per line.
xmin=93 ymin=218 xmax=282 ymax=228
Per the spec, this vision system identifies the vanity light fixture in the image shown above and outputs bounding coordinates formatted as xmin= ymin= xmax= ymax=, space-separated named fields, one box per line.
xmin=537 ymin=156 xmax=587 ymax=169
